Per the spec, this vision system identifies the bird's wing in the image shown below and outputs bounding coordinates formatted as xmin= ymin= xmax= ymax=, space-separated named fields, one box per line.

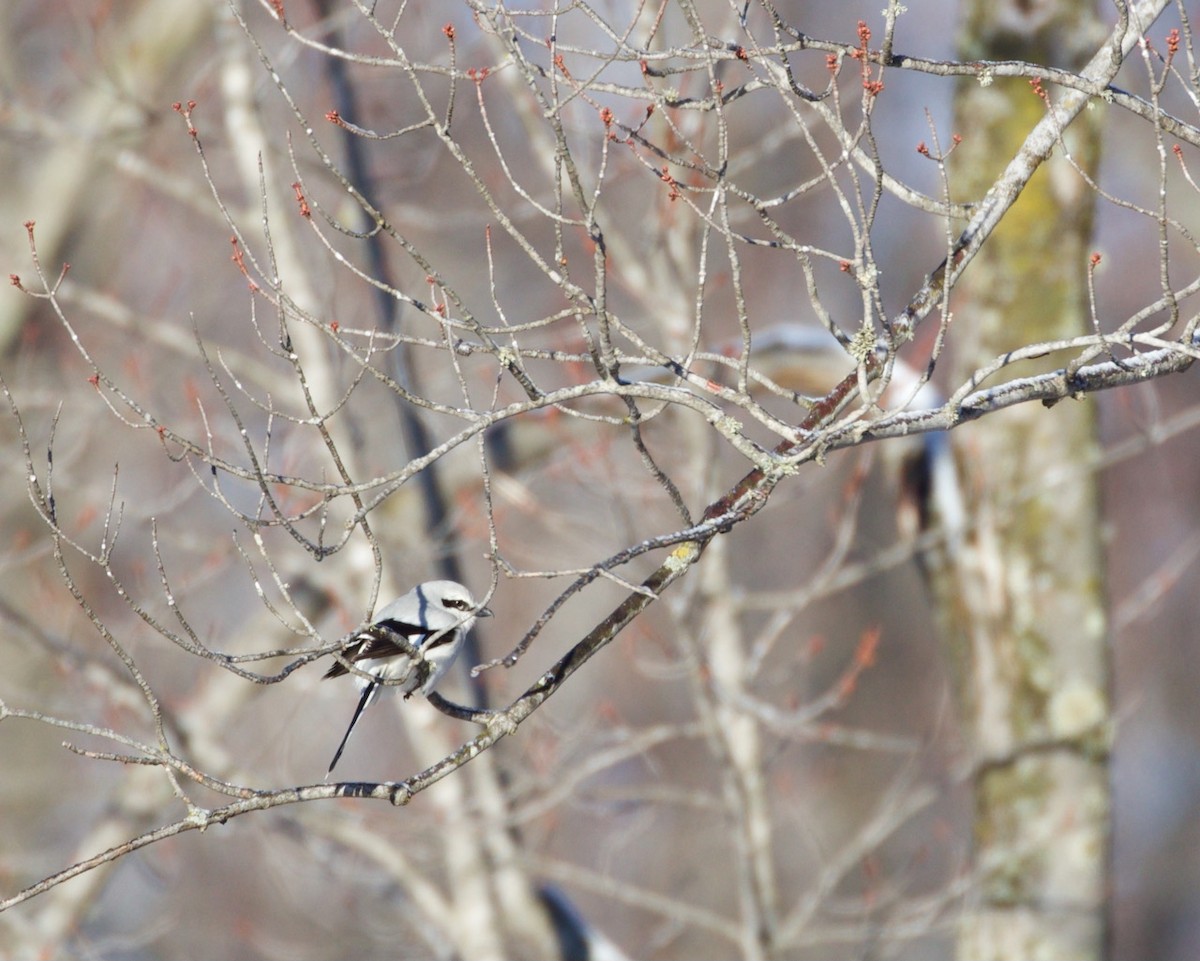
xmin=321 ymin=619 xmax=433 ymax=680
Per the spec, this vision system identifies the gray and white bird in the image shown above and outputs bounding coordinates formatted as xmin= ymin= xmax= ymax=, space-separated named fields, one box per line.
xmin=322 ymin=580 xmax=492 ymax=775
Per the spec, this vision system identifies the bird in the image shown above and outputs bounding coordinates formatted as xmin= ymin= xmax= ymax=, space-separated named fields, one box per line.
xmin=322 ymin=580 xmax=492 ymax=775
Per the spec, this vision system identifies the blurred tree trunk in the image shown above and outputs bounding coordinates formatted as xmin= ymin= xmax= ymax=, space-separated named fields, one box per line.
xmin=934 ymin=4 xmax=1112 ymax=959
xmin=0 ymin=0 xmax=213 ymax=353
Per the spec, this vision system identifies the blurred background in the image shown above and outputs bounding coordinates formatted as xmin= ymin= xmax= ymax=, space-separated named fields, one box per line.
xmin=1 ymin=1 xmax=1198 ymax=958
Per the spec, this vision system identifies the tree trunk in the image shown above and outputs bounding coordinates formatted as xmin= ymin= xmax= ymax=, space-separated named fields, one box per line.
xmin=935 ymin=4 xmax=1112 ymax=958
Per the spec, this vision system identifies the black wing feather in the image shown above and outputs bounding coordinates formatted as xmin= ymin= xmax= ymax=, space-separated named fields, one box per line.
xmin=321 ymin=620 xmax=429 ymax=680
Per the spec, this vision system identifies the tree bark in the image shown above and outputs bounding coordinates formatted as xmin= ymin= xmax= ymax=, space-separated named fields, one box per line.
xmin=935 ymin=4 xmax=1112 ymax=958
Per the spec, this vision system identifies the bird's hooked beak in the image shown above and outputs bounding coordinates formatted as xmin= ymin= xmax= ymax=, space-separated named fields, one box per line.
xmin=477 ymin=605 xmax=494 ymax=618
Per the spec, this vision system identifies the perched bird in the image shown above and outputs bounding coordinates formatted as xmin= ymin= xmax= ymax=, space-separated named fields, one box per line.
xmin=322 ymin=580 xmax=492 ymax=775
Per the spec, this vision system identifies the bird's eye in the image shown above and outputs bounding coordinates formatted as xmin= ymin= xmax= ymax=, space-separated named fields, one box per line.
xmin=445 ymin=598 xmax=469 ymax=610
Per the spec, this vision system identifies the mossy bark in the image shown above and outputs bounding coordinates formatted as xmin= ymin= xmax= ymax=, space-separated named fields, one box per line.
xmin=934 ymin=4 xmax=1112 ymax=959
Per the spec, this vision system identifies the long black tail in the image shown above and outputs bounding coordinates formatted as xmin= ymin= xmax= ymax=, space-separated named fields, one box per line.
xmin=326 ymin=682 xmax=375 ymax=776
